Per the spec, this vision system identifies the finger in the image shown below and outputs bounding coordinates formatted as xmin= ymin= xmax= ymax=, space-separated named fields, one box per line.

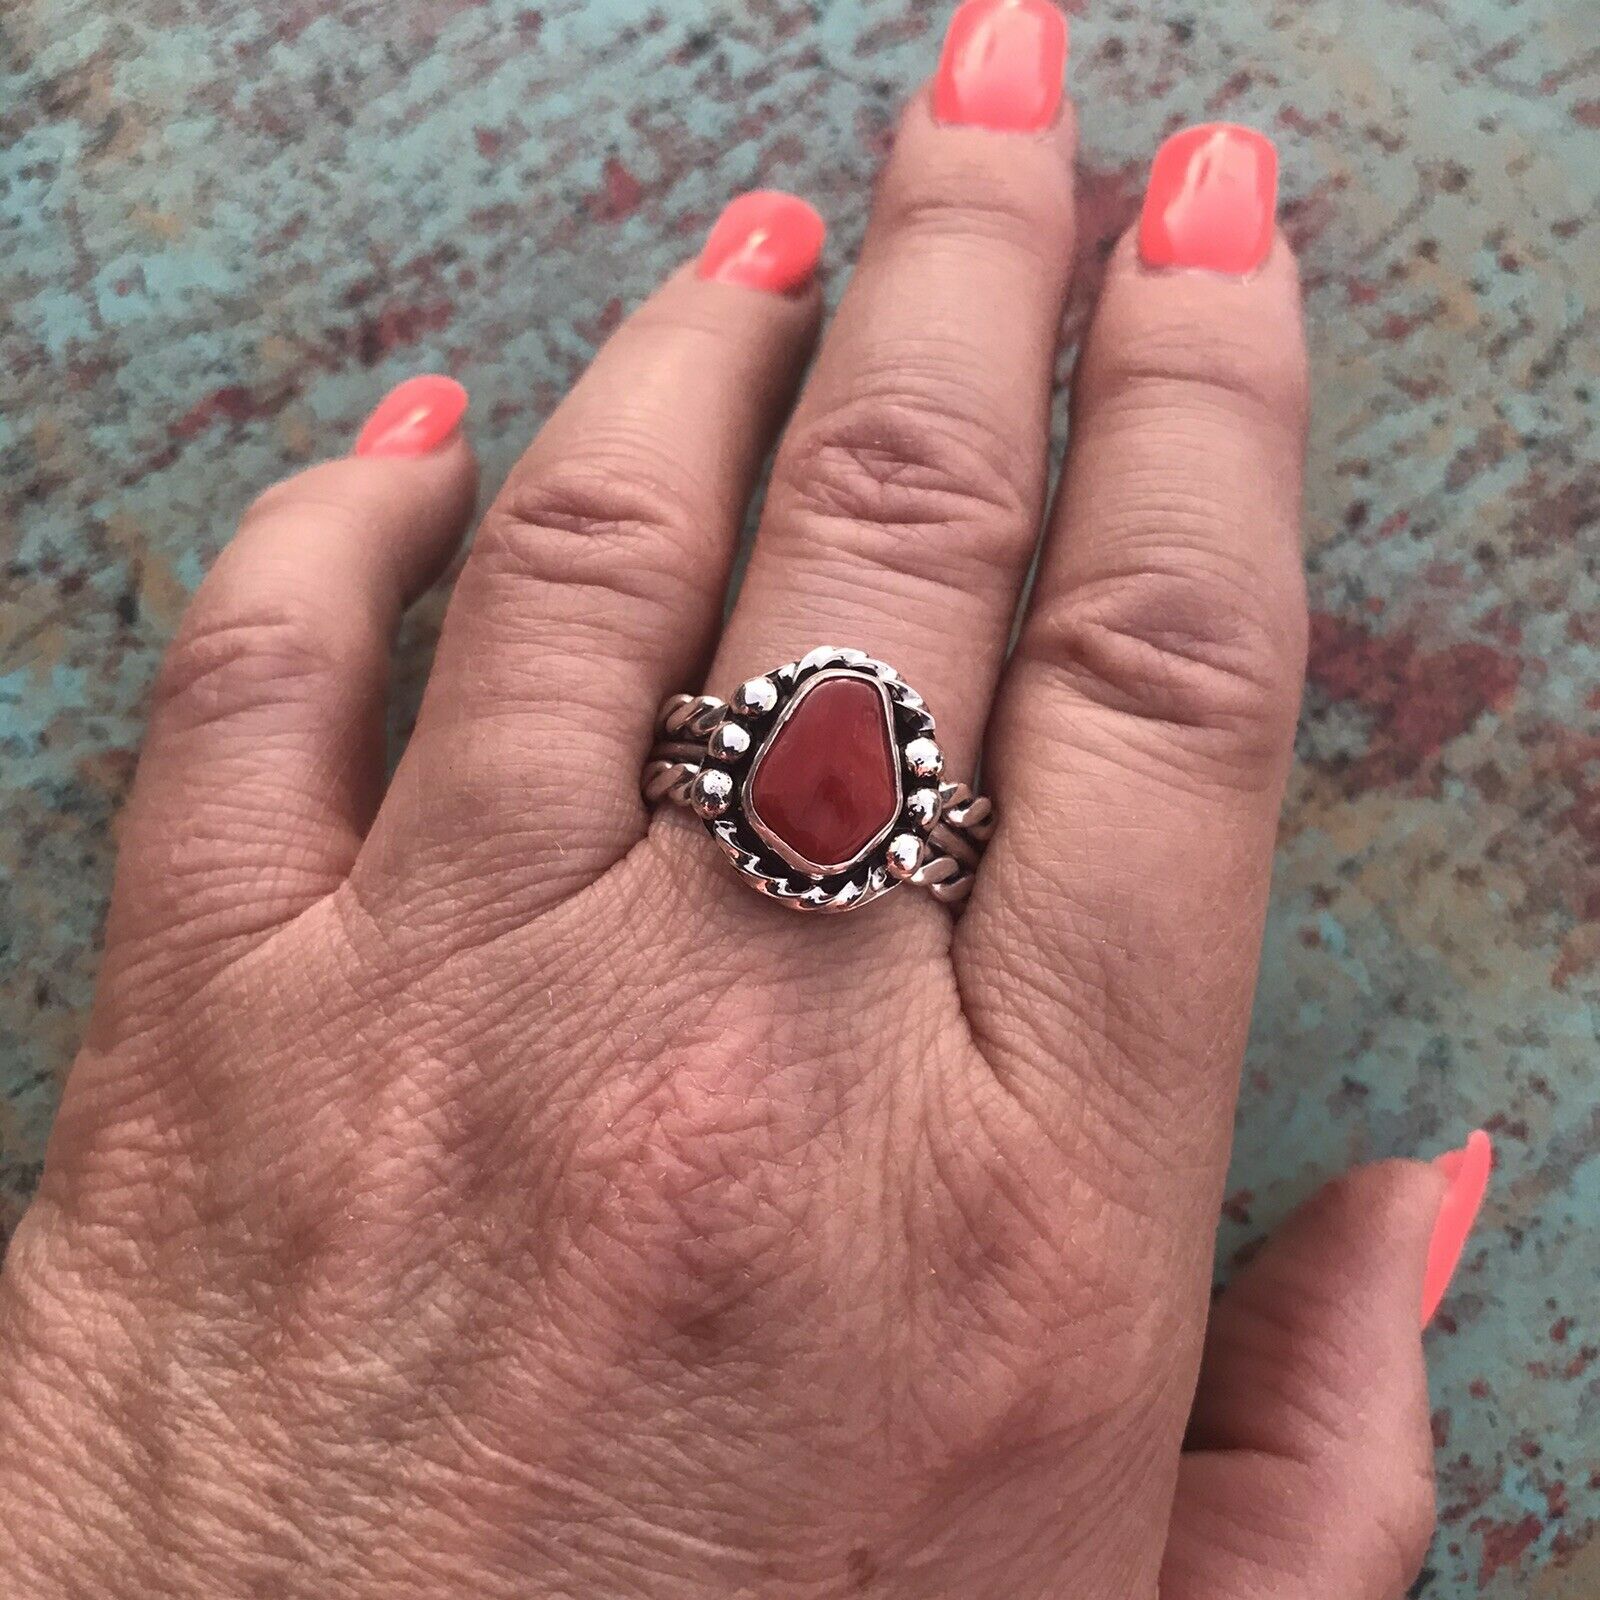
xmin=364 ymin=193 xmax=824 ymax=923
xmin=711 ymin=0 xmax=1076 ymax=784
xmin=1164 ymin=1139 xmax=1491 ymax=1599
xmin=965 ymin=125 xmax=1308 ymax=1203
xmin=102 ymin=377 xmax=475 ymax=1007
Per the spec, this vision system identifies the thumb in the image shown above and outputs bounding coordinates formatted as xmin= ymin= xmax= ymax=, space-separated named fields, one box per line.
xmin=1162 ymin=1133 xmax=1492 ymax=1600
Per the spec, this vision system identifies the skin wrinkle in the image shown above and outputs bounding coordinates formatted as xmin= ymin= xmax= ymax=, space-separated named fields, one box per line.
xmin=1030 ymin=701 xmax=1296 ymax=801
xmin=472 ymin=495 xmax=727 ymax=625
xmin=772 ymin=493 xmax=1042 ymax=634
xmin=148 ymin=615 xmax=371 ymax=732
xmin=1017 ymin=581 xmax=1305 ymax=753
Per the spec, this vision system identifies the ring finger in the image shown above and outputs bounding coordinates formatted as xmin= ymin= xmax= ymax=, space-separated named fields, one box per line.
xmin=709 ymin=0 xmax=1077 ymax=789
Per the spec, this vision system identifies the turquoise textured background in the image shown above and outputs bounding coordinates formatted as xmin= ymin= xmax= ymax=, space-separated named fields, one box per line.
xmin=1 ymin=1 xmax=1597 ymax=1592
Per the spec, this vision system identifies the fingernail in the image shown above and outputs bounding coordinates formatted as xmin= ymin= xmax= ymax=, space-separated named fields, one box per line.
xmin=1138 ymin=122 xmax=1278 ymax=276
xmin=933 ymin=0 xmax=1069 ymax=132
xmin=354 ymin=374 xmax=469 ymax=458
xmin=1421 ymin=1129 xmax=1493 ymax=1328
xmin=696 ymin=191 xmax=826 ymax=294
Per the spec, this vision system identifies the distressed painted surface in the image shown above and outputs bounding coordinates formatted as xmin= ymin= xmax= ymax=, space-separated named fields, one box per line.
xmin=1 ymin=0 xmax=1596 ymax=1591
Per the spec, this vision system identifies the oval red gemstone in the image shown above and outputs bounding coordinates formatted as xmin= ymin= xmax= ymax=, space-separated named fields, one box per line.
xmin=747 ymin=675 xmax=900 ymax=871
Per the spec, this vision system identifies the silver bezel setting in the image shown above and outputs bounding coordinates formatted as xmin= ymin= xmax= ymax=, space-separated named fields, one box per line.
xmin=699 ymin=647 xmax=941 ymax=914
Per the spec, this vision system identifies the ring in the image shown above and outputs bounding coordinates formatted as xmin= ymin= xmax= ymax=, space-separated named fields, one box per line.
xmin=643 ymin=646 xmax=994 ymax=914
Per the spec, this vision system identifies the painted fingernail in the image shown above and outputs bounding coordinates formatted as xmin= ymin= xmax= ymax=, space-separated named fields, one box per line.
xmin=696 ymin=191 xmax=826 ymax=294
xmin=1139 ymin=122 xmax=1278 ymax=276
xmin=354 ymin=374 xmax=469 ymax=458
xmin=1421 ymin=1129 xmax=1493 ymax=1328
xmin=933 ymin=0 xmax=1069 ymax=132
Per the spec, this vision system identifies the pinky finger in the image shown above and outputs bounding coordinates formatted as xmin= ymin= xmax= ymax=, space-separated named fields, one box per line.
xmin=100 ymin=377 xmax=477 ymax=1020
xmin=1163 ymin=1136 xmax=1492 ymax=1599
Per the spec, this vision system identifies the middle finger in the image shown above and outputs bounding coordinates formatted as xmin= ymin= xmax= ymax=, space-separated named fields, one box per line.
xmin=711 ymin=0 xmax=1077 ymax=782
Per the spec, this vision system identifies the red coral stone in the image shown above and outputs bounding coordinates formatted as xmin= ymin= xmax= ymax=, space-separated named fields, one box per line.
xmin=747 ymin=675 xmax=900 ymax=871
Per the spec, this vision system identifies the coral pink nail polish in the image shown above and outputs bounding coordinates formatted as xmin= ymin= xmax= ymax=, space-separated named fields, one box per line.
xmin=933 ymin=0 xmax=1069 ymax=132
xmin=1139 ymin=123 xmax=1278 ymax=276
xmin=1421 ymin=1129 xmax=1493 ymax=1328
xmin=697 ymin=191 xmax=826 ymax=294
xmin=354 ymin=375 xmax=469 ymax=458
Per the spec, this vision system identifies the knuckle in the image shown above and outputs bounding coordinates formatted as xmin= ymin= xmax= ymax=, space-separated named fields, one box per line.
xmin=630 ymin=292 xmax=786 ymax=350
xmin=240 ymin=477 xmax=369 ymax=543
xmin=475 ymin=459 xmax=716 ymax=620
xmin=1026 ymin=555 xmax=1307 ymax=767
xmin=151 ymin=602 xmax=356 ymax=735
xmin=876 ymin=102 xmax=1073 ymax=256
xmin=1084 ymin=298 xmax=1310 ymax=437
xmin=779 ymin=380 xmax=1037 ymax=594
xmin=878 ymin=175 xmax=1067 ymax=265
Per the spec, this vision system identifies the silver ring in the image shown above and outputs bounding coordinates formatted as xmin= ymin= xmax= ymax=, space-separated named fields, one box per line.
xmin=643 ymin=646 xmax=994 ymax=914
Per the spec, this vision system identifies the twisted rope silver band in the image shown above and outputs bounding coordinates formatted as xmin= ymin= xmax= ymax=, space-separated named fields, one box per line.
xmin=644 ymin=688 xmax=995 ymax=909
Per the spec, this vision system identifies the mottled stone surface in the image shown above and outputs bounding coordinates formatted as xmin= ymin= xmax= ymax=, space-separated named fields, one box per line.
xmin=749 ymin=674 xmax=900 ymax=870
xmin=1 ymin=0 xmax=1595 ymax=1591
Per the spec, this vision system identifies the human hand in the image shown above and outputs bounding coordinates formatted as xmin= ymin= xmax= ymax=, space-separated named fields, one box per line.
xmin=0 ymin=4 xmax=1488 ymax=1595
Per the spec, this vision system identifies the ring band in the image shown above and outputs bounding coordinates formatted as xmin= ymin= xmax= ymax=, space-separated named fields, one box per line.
xmin=643 ymin=647 xmax=994 ymax=914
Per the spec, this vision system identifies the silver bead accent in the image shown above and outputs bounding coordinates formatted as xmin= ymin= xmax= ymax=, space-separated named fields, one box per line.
xmin=690 ymin=767 xmax=735 ymax=818
xmin=733 ymin=676 xmax=779 ymax=716
xmin=707 ymin=721 xmax=751 ymax=761
xmin=905 ymin=738 xmax=944 ymax=779
xmin=908 ymin=787 xmax=942 ymax=828
xmin=886 ymin=833 xmax=924 ymax=881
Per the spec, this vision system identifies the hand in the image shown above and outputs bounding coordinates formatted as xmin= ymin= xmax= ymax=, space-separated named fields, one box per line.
xmin=0 ymin=5 xmax=1484 ymax=1595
